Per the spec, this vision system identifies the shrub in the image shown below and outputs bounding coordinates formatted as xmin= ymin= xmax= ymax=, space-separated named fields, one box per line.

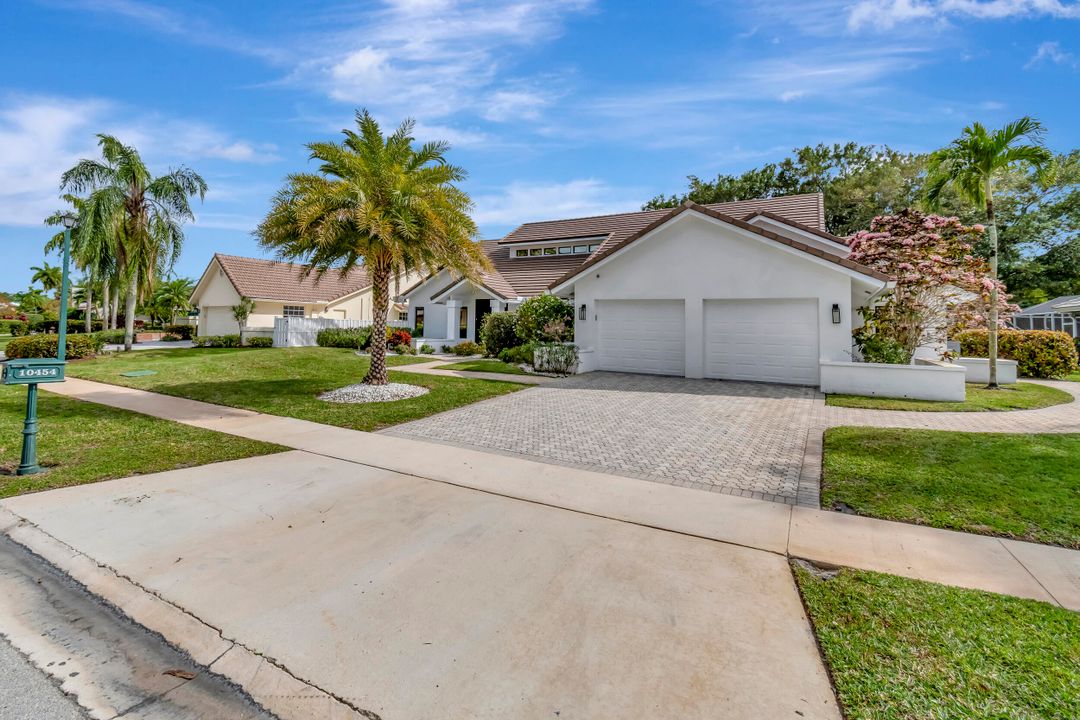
xmin=5 ymin=333 xmax=104 ymax=359
xmin=479 ymin=312 xmax=519 ymax=357
xmin=515 ymin=295 xmax=573 ymax=343
xmin=853 ymin=328 xmax=911 ymax=364
xmin=955 ymin=329 xmax=1079 ymax=378
xmin=419 ymin=344 xmax=435 ymax=354
xmin=0 ymin=320 xmax=28 ymax=336
xmin=387 ymin=328 xmax=412 ymax=348
xmin=449 ymin=341 xmax=485 ymax=356
xmin=498 ymin=343 xmax=535 ymax=365
xmin=163 ymin=323 xmax=195 ymax=340
xmin=316 ymin=327 xmax=372 ymax=349
xmin=246 ymin=336 xmax=273 ymax=348
xmin=192 ymin=335 xmax=242 ymax=348
xmin=533 ymin=342 xmax=579 ymax=375
xmin=94 ymin=329 xmax=127 ymax=345
xmin=161 ymin=334 xmax=182 ymax=342
xmin=393 ymin=343 xmax=415 ymax=355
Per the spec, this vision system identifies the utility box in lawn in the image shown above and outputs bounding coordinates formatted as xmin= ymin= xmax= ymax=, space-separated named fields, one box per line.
xmin=2 ymin=358 xmax=67 ymax=385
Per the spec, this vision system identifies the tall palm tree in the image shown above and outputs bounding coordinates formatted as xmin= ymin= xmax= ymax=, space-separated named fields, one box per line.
xmin=149 ymin=276 xmax=195 ymax=324
xmin=61 ymin=135 xmax=206 ymax=350
xmin=258 ymin=110 xmax=487 ymax=385
xmin=46 ymin=194 xmax=118 ymax=333
xmin=925 ymin=117 xmax=1052 ymax=387
xmin=30 ymin=262 xmax=62 ymax=299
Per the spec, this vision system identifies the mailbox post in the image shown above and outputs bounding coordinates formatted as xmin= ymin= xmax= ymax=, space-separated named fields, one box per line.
xmin=3 ymin=215 xmax=75 ymax=474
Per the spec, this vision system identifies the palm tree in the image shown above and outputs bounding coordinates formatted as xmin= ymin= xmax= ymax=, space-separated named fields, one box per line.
xmin=46 ymin=194 xmax=118 ymax=333
xmin=150 ymin=276 xmax=195 ymax=324
xmin=925 ymin=117 xmax=1052 ymax=387
xmin=30 ymin=263 xmax=62 ymax=299
xmin=61 ymin=135 xmax=206 ymax=350
xmin=257 ymin=110 xmax=487 ymax=385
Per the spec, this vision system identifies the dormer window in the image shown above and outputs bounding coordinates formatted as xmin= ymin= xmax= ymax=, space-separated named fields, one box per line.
xmin=512 ymin=238 xmax=603 ymax=258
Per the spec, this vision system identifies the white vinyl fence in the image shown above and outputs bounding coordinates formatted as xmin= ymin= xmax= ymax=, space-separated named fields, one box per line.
xmin=272 ymin=316 xmax=409 ymax=348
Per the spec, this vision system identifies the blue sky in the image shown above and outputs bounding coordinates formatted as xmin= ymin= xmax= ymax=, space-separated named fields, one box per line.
xmin=2 ymin=0 xmax=1078 ymax=291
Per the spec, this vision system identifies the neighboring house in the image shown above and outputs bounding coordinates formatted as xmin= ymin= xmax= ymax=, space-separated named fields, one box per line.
xmin=1012 ymin=295 xmax=1080 ymax=338
xmin=403 ymin=193 xmax=893 ymax=386
xmin=190 ymin=254 xmax=420 ymax=337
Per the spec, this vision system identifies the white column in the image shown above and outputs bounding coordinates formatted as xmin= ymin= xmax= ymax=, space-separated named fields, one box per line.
xmin=445 ymin=300 xmax=459 ymax=341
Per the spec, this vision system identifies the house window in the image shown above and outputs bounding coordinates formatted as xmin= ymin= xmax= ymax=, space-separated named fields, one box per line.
xmin=558 ymin=246 xmax=572 ymax=254
xmin=573 ymin=245 xmax=588 ymax=254
xmin=529 ymin=248 xmax=542 ymax=256
xmin=398 ymin=311 xmax=409 ymax=321
xmin=282 ymin=305 xmax=304 ymax=318
xmin=414 ymin=307 xmax=425 ymax=336
xmin=515 ymin=249 xmax=529 ymax=257
xmin=458 ymin=306 xmax=468 ymax=339
xmin=588 ymin=243 xmax=600 ymax=252
xmin=544 ymin=247 xmax=557 ymax=255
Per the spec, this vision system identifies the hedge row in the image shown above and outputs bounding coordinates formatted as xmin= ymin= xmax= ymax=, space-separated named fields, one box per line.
xmin=955 ymin=329 xmax=1079 ymax=378
xmin=4 ymin=333 xmax=105 ymax=359
xmin=315 ymin=326 xmax=413 ymax=350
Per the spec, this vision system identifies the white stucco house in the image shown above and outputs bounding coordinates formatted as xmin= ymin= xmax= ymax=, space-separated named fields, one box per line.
xmin=402 ymin=193 xmax=895 ymax=387
xmin=190 ymin=254 xmax=420 ymax=337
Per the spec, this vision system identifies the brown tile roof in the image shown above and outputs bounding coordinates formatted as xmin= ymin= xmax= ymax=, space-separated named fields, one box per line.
xmin=742 ymin=210 xmax=849 ymax=246
xmin=212 ymin=254 xmax=372 ymax=303
xmin=431 ymin=241 xmax=591 ymax=300
xmin=498 ymin=193 xmax=826 ymax=251
xmin=548 ymin=202 xmax=891 ymax=290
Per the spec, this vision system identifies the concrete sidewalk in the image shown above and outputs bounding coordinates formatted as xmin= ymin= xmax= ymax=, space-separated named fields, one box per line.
xmin=1 ymin=453 xmax=841 ymax=720
xmin=40 ymin=377 xmax=1080 ymax=611
xmin=395 ymin=358 xmax=558 ymax=384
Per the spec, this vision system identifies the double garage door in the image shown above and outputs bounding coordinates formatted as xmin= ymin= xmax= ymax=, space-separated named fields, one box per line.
xmin=596 ymin=298 xmax=818 ymax=385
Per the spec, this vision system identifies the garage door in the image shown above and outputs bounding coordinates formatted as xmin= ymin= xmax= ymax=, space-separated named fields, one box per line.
xmin=202 ymin=307 xmax=236 ymax=336
xmin=704 ymin=299 xmax=818 ymax=385
xmin=597 ymin=300 xmax=685 ymax=376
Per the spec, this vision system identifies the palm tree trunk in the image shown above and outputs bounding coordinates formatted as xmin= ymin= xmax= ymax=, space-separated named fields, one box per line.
xmin=102 ymin=282 xmax=110 ymax=332
xmin=362 ymin=264 xmax=391 ymax=385
xmin=85 ymin=284 xmax=93 ymax=333
xmin=985 ymin=178 xmax=999 ymax=389
xmin=123 ymin=273 xmax=138 ymax=352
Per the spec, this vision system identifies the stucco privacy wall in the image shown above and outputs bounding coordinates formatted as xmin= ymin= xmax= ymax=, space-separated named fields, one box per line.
xmin=569 ymin=213 xmax=859 ymax=380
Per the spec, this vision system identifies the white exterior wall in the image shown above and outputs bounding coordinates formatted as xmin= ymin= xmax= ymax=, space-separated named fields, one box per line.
xmin=569 ymin=213 xmax=859 ymax=380
xmin=406 ymin=270 xmax=517 ymax=344
xmin=820 ymin=360 xmax=967 ymax=401
xmin=956 ymin=357 xmax=1018 ymax=384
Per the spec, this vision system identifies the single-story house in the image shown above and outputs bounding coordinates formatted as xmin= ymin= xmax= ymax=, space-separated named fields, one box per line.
xmin=1012 ymin=295 xmax=1080 ymax=338
xmin=191 ymin=254 xmax=420 ymax=337
xmin=402 ymin=193 xmax=893 ymax=386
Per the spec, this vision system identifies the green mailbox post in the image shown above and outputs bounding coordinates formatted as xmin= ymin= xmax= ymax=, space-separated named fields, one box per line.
xmin=3 ymin=214 xmax=75 ymax=475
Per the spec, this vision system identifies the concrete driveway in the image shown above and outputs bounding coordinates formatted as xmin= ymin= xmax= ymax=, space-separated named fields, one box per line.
xmin=387 ymin=372 xmax=822 ymax=504
xmin=2 ymin=451 xmax=839 ymax=720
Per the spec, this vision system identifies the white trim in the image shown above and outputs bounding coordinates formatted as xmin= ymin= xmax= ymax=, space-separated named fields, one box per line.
xmin=429 ymin=277 xmax=508 ymax=303
xmin=550 ymin=209 xmax=889 ymax=295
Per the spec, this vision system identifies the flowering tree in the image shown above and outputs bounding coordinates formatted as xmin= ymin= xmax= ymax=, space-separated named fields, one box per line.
xmin=847 ymin=209 xmax=1017 ymax=362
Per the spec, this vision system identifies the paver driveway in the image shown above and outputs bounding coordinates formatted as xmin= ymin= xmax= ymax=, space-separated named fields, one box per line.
xmin=386 ymin=372 xmax=821 ymax=504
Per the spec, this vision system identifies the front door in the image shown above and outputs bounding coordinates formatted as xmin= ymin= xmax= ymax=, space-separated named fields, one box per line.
xmin=474 ymin=299 xmax=491 ymax=342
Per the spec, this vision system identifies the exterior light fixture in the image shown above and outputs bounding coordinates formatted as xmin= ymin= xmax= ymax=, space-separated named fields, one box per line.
xmin=579 ymin=303 xmax=587 ymax=321
xmin=61 ymin=213 xmax=77 ymax=229
xmin=831 ymin=303 xmax=841 ymax=324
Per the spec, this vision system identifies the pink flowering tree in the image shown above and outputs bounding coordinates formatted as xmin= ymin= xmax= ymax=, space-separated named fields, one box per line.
xmin=847 ymin=209 xmax=1017 ymax=362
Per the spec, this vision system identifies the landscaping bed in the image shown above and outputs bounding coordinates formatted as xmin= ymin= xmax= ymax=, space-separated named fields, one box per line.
xmin=0 ymin=386 xmax=283 ymax=497
xmin=826 ymin=381 xmax=1072 ymax=411
xmin=794 ymin=563 xmax=1078 ymax=720
xmin=437 ymin=359 xmax=529 ymax=375
xmin=66 ymin=347 xmax=525 ymax=432
xmin=822 ymin=427 xmax=1079 ymax=547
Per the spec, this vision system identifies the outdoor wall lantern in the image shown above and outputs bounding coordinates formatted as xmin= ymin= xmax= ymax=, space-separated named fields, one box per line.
xmin=579 ymin=303 xmax=587 ymax=321
xmin=831 ymin=303 xmax=841 ymax=324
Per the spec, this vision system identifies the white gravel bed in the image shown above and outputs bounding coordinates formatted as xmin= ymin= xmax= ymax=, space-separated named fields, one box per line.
xmin=318 ymin=382 xmax=430 ymax=404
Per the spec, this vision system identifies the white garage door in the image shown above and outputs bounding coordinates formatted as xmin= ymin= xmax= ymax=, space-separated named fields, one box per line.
xmin=704 ymin=299 xmax=819 ymax=385
xmin=202 ymin=307 xmax=236 ymax=336
xmin=597 ymin=300 xmax=685 ymax=376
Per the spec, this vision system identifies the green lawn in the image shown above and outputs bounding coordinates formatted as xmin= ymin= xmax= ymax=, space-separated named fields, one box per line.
xmin=437 ymin=359 xmax=529 ymax=375
xmin=823 ymin=427 xmax=1080 ymax=547
xmin=826 ymin=381 xmax=1072 ymax=411
xmin=1066 ymin=372 xmax=1080 ymax=382
xmin=794 ymin=564 xmax=1079 ymax=720
xmin=0 ymin=385 xmax=283 ymax=498
xmin=67 ymin=347 xmax=525 ymax=432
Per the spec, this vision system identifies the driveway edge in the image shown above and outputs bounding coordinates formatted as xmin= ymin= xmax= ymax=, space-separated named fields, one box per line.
xmin=0 ymin=507 xmax=380 ymax=720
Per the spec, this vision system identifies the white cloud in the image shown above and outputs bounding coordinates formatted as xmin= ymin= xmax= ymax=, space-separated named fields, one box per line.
xmin=848 ymin=0 xmax=1080 ymax=31
xmin=1025 ymin=40 xmax=1077 ymax=68
xmin=0 ymin=94 xmax=277 ymax=228
xmin=779 ymin=90 xmax=807 ymax=102
xmin=472 ymin=179 xmax=643 ymax=227
xmin=303 ymin=0 xmax=591 ymax=119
